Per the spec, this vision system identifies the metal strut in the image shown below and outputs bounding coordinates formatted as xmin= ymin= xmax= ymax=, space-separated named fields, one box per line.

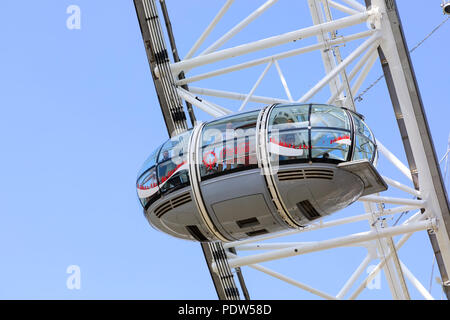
xmin=367 ymin=0 xmax=450 ymax=299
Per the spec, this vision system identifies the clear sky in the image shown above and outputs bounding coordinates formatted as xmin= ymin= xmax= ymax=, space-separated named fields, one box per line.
xmin=0 ymin=1 xmax=449 ymax=300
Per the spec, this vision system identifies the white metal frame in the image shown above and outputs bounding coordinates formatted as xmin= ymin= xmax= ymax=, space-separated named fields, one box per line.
xmin=153 ymin=0 xmax=449 ymax=299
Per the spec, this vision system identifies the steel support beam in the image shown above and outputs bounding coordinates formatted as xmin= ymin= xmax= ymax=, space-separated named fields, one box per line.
xmin=368 ymin=0 xmax=450 ymax=298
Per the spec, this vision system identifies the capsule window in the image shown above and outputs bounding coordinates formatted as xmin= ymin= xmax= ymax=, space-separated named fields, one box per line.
xmin=351 ymin=113 xmax=373 ymax=141
xmin=353 ymin=134 xmax=375 ymax=162
xmin=310 ymin=104 xmax=350 ymax=130
xmin=200 ymin=111 xmax=259 ymax=179
xmin=137 ymin=145 xmax=161 ymax=179
xmin=310 ymin=129 xmax=351 ymax=162
xmin=156 ymin=131 xmax=192 ymax=195
xmin=268 ymin=104 xmax=310 ymax=163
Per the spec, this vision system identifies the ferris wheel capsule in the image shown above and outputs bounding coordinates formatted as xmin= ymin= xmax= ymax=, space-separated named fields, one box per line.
xmin=136 ymin=103 xmax=387 ymax=242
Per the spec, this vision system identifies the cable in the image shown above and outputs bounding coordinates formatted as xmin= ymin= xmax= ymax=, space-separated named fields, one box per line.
xmin=354 ymin=16 xmax=449 ymax=102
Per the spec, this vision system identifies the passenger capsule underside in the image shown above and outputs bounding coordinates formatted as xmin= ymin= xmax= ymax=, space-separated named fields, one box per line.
xmin=136 ymin=103 xmax=387 ymax=242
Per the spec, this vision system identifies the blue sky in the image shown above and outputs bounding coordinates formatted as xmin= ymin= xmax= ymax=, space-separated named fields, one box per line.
xmin=0 ymin=1 xmax=449 ymax=299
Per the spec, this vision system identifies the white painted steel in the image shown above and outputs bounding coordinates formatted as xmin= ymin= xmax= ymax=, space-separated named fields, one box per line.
xmin=184 ymin=0 xmax=235 ymax=60
xmin=327 ymin=0 xmax=360 ymax=15
xmin=227 ymin=252 xmax=337 ymax=300
xmin=382 ymin=176 xmax=421 ymax=198
xmin=274 ymin=60 xmax=294 ymax=102
xmin=336 ymin=254 xmax=373 ymax=299
xmin=358 ymin=195 xmax=426 ymax=207
xmin=222 ymin=219 xmax=435 ymax=269
xmin=239 ymin=60 xmax=274 ymax=111
xmin=176 ymin=30 xmax=375 ymax=86
xmin=170 ymin=10 xmax=374 ymax=74
xmin=199 ymin=0 xmax=280 ymax=56
xmin=326 ymin=45 xmax=378 ymax=104
xmin=373 ymin=0 xmax=450 ymax=273
xmin=376 ymin=140 xmax=414 ymax=182
xmin=297 ymin=32 xmax=381 ymax=102
xmin=188 ymin=86 xmax=290 ymax=104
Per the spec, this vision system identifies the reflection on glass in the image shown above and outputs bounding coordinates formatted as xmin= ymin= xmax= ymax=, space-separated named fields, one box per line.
xmin=200 ymin=111 xmax=259 ymax=179
xmin=351 ymin=113 xmax=373 ymax=141
xmin=310 ymin=105 xmax=350 ymax=129
xmin=269 ymin=104 xmax=309 ymax=131
xmin=137 ymin=146 xmax=161 ymax=179
xmin=268 ymin=129 xmax=309 ymax=162
xmin=311 ymin=130 xmax=351 ymax=161
xmin=156 ymin=130 xmax=192 ymax=195
xmin=353 ymin=135 xmax=375 ymax=162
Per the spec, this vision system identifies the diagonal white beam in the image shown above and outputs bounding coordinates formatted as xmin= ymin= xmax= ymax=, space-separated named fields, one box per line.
xmin=297 ymin=32 xmax=381 ymax=103
xmin=176 ymin=30 xmax=375 ymax=86
xmin=340 ymin=0 xmax=366 ymax=12
xmin=399 ymin=260 xmax=435 ymax=300
xmin=176 ymin=87 xmax=230 ymax=117
xmin=170 ymin=10 xmax=375 ymax=75
xmin=274 ymin=60 xmax=294 ymax=102
xmin=184 ymin=0 xmax=235 ymax=60
xmin=351 ymin=50 xmax=378 ymax=97
xmin=200 ymin=0 xmax=279 ymax=56
xmin=239 ymin=61 xmax=273 ymax=111
xmin=327 ymin=0 xmax=360 ymax=15
xmin=225 ymin=205 xmax=418 ymax=250
xmin=376 ymin=139 xmax=414 ymax=182
xmin=381 ymin=176 xmax=421 ymax=198
xmin=326 ymin=44 xmax=378 ymax=104
xmin=336 ymin=254 xmax=373 ymax=299
xmin=227 ymin=252 xmax=337 ymax=300
xmin=349 ymin=212 xmax=426 ymax=299
xmin=222 ymin=219 xmax=435 ymax=269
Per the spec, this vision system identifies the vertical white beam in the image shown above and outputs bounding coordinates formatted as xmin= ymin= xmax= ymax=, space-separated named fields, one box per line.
xmin=364 ymin=203 xmax=410 ymax=300
xmin=374 ymin=0 xmax=450 ymax=275
xmin=308 ymin=0 xmax=343 ymax=103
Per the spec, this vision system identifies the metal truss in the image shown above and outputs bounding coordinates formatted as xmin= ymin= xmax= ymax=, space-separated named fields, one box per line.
xmin=136 ymin=0 xmax=450 ymax=299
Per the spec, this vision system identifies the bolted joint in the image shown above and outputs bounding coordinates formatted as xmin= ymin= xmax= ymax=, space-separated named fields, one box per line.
xmin=366 ymin=6 xmax=382 ymax=30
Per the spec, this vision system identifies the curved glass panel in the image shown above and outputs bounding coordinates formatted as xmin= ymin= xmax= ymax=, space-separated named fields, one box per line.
xmin=200 ymin=111 xmax=259 ymax=179
xmin=351 ymin=113 xmax=373 ymax=141
xmin=268 ymin=104 xmax=310 ymax=163
xmin=353 ymin=134 xmax=375 ymax=162
xmin=269 ymin=104 xmax=309 ymax=131
xmin=311 ymin=129 xmax=351 ymax=162
xmin=137 ymin=166 xmax=160 ymax=208
xmin=310 ymin=104 xmax=350 ymax=130
xmin=137 ymin=145 xmax=161 ymax=179
xmin=157 ymin=131 xmax=192 ymax=195
xmin=158 ymin=130 xmax=191 ymax=163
